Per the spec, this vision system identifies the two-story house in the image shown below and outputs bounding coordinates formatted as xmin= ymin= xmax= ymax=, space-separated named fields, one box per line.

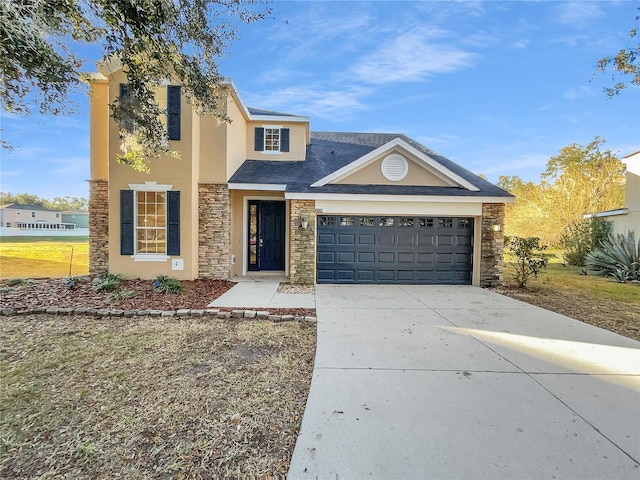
xmin=87 ymin=61 xmax=513 ymax=285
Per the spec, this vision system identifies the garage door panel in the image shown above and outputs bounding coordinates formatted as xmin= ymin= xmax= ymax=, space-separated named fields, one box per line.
xmin=357 ymin=251 xmax=375 ymax=263
xmin=337 ymin=252 xmax=356 ymax=263
xmin=318 ymin=233 xmax=336 ymax=245
xmin=378 ymin=233 xmax=396 ymax=245
xmin=317 ymin=215 xmax=473 ymax=285
xmin=378 ymin=252 xmax=395 ymax=263
xmin=358 ymin=234 xmax=376 ymax=245
xmin=377 ymin=270 xmax=395 ymax=281
xmin=398 ymin=252 xmax=415 ymax=263
xmin=317 ymin=251 xmax=335 ymax=263
xmin=357 ymin=270 xmax=375 ymax=281
xmin=338 ymin=234 xmax=355 ymax=245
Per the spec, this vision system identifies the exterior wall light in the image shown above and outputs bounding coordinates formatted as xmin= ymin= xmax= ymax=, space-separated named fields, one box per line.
xmin=300 ymin=215 xmax=308 ymax=229
xmin=490 ymin=219 xmax=501 ymax=232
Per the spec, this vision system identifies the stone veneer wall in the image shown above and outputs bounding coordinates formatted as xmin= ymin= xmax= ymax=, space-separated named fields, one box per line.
xmin=289 ymin=200 xmax=316 ymax=285
xmin=480 ymin=203 xmax=505 ymax=287
xmin=88 ymin=180 xmax=109 ymax=275
xmin=198 ymin=184 xmax=231 ymax=279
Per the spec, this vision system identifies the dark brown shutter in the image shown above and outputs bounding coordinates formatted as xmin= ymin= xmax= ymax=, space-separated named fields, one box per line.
xmin=167 ymin=86 xmax=181 ymax=141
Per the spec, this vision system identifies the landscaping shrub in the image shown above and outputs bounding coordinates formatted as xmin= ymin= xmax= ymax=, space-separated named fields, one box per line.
xmin=560 ymin=218 xmax=611 ymax=266
xmin=505 ymin=236 xmax=549 ymax=288
xmin=153 ymin=275 xmax=184 ymax=294
xmin=105 ymin=289 xmax=138 ymax=302
xmin=585 ymin=231 xmax=639 ymax=283
xmin=91 ymin=273 xmax=122 ymax=292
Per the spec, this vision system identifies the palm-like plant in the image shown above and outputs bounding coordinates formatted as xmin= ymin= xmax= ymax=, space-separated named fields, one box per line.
xmin=585 ymin=231 xmax=639 ymax=282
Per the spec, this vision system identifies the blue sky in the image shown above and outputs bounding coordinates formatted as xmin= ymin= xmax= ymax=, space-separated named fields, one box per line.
xmin=1 ymin=0 xmax=639 ymax=200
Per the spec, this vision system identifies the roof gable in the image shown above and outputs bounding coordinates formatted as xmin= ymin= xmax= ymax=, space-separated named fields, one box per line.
xmin=310 ymin=137 xmax=480 ymax=191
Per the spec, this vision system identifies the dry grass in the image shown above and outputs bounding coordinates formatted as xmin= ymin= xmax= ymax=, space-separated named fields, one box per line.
xmin=0 ymin=237 xmax=89 ymax=279
xmin=1 ymin=315 xmax=316 ymax=478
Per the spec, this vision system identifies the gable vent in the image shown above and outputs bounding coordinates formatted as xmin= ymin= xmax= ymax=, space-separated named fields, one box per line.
xmin=381 ymin=154 xmax=408 ymax=181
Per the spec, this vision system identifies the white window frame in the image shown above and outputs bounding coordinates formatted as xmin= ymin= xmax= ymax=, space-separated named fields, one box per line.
xmin=262 ymin=125 xmax=283 ymax=154
xmin=129 ymin=182 xmax=172 ymax=262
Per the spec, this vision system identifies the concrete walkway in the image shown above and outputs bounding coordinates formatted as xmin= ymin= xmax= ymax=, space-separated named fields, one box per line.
xmin=208 ymin=277 xmax=315 ymax=309
xmin=288 ymin=285 xmax=640 ymax=479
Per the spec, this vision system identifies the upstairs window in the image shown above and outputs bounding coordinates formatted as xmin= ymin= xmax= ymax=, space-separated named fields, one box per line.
xmin=254 ymin=127 xmax=290 ymax=153
xmin=119 ymin=84 xmax=181 ymax=141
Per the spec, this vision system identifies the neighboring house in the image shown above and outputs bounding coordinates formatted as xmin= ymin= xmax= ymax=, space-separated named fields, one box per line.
xmin=61 ymin=210 xmax=89 ymax=229
xmin=86 ymin=61 xmax=513 ymax=285
xmin=0 ymin=204 xmax=88 ymax=236
xmin=584 ymin=150 xmax=640 ymax=237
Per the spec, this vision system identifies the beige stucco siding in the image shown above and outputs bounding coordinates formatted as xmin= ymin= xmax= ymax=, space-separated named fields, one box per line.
xmin=246 ymin=122 xmax=307 ymax=161
xmin=333 ymin=154 xmax=453 ymax=186
xmin=89 ymin=79 xmax=109 ymax=181
xmin=618 ymin=170 xmax=639 ymax=235
xmin=0 ymin=208 xmax=61 ymax=225
xmin=226 ymin=96 xmax=249 ymax=179
xmin=229 ymin=190 xmax=286 ymax=277
xmin=106 ymin=69 xmax=198 ymax=280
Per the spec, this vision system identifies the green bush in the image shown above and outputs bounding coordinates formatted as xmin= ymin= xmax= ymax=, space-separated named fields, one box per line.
xmin=153 ymin=275 xmax=183 ymax=294
xmin=92 ymin=273 xmax=123 ymax=292
xmin=585 ymin=231 xmax=639 ymax=283
xmin=560 ymin=218 xmax=612 ymax=266
xmin=505 ymin=236 xmax=549 ymax=288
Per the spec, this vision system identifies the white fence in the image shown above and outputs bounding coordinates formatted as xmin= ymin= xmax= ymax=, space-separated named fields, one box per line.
xmin=0 ymin=227 xmax=89 ymax=237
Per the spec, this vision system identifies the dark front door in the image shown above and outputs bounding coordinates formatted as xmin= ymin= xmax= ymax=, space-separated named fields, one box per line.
xmin=248 ymin=200 xmax=285 ymax=271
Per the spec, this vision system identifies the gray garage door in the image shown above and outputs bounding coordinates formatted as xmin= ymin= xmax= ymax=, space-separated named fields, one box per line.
xmin=317 ymin=215 xmax=474 ymax=284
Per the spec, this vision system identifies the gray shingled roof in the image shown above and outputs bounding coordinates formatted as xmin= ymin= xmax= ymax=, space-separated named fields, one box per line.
xmin=0 ymin=203 xmax=56 ymax=211
xmin=247 ymin=107 xmax=300 ymax=117
xmin=229 ymin=132 xmax=513 ymax=198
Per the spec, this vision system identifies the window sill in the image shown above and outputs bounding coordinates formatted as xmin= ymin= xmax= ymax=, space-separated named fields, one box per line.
xmin=262 ymin=150 xmax=283 ymax=155
xmin=131 ymin=255 xmax=169 ymax=262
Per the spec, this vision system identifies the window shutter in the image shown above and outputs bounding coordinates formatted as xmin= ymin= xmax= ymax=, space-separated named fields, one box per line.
xmin=120 ymin=190 xmax=134 ymax=255
xmin=254 ymin=127 xmax=264 ymax=151
xmin=167 ymin=191 xmax=180 ymax=255
xmin=119 ymin=83 xmax=134 ymax=133
xmin=281 ymin=128 xmax=290 ymax=152
xmin=167 ymin=86 xmax=181 ymax=141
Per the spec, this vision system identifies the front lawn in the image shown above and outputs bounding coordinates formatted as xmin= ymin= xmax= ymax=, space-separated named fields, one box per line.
xmin=0 ymin=315 xmax=316 ymax=478
xmin=497 ymin=260 xmax=640 ymax=341
xmin=0 ymin=237 xmax=89 ymax=279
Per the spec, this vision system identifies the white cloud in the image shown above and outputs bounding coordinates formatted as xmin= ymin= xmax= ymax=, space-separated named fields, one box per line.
xmin=244 ymin=84 xmax=372 ymax=121
xmin=555 ymin=2 xmax=603 ymax=27
xmin=350 ymin=28 xmax=477 ymax=84
xmin=47 ymin=156 xmax=89 ymax=176
xmin=563 ymin=85 xmax=594 ymax=101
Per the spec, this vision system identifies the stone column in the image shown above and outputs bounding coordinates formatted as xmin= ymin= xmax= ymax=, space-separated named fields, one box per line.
xmin=198 ymin=183 xmax=231 ymax=279
xmin=480 ymin=203 xmax=505 ymax=287
xmin=289 ymin=200 xmax=316 ymax=285
xmin=88 ymin=180 xmax=109 ymax=275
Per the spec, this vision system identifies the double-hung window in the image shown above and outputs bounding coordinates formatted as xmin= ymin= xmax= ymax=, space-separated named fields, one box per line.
xmin=120 ymin=185 xmax=180 ymax=260
xmin=254 ymin=126 xmax=290 ymax=153
xmin=119 ymin=83 xmax=181 ymax=140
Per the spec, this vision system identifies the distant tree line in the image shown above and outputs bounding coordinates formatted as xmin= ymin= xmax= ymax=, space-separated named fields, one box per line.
xmin=0 ymin=192 xmax=88 ymax=211
xmin=497 ymin=137 xmax=626 ymax=248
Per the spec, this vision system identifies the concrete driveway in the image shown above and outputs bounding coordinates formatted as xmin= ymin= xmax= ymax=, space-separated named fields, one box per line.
xmin=288 ymin=285 xmax=640 ymax=479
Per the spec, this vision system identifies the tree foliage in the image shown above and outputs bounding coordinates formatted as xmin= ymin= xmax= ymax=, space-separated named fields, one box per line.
xmin=1 ymin=0 xmax=270 ymax=170
xmin=560 ymin=218 xmax=612 ymax=266
xmin=499 ymin=138 xmax=625 ymax=247
xmin=0 ymin=192 xmax=88 ymax=210
xmin=594 ymin=7 xmax=639 ymax=97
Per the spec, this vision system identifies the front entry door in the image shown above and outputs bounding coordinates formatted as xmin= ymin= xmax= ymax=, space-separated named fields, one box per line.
xmin=248 ymin=200 xmax=285 ymax=271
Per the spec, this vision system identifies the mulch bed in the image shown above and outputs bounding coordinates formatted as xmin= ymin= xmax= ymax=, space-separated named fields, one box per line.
xmin=0 ymin=277 xmax=316 ymax=317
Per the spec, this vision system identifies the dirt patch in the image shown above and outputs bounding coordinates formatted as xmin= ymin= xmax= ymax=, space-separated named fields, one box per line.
xmin=491 ymin=285 xmax=640 ymax=341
